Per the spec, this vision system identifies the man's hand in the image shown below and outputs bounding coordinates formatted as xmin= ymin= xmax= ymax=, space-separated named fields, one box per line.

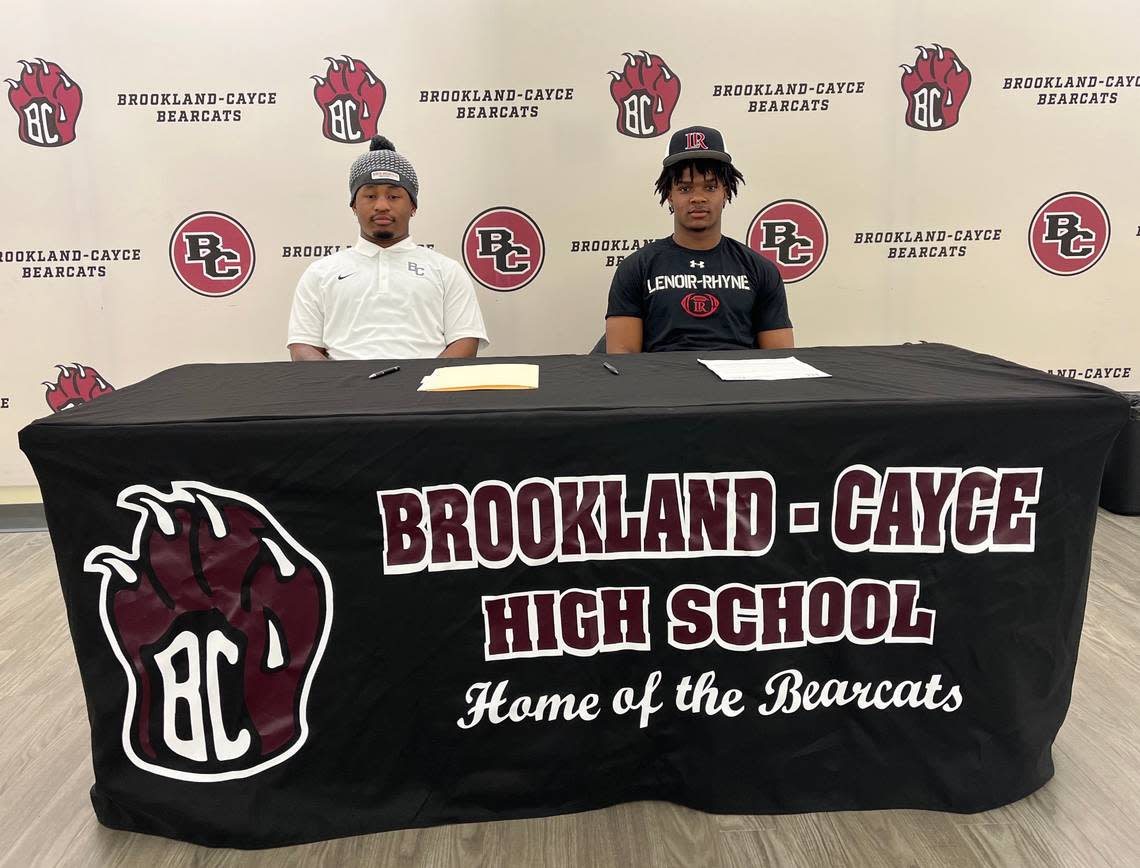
xmin=288 ymin=343 xmax=330 ymax=361
xmin=606 ymin=317 xmax=644 ymax=353
xmin=757 ymin=328 xmax=794 ymax=350
xmin=439 ymin=338 xmax=479 ymax=358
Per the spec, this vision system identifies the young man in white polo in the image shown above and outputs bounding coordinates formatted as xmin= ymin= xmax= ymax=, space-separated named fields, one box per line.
xmin=288 ymin=136 xmax=489 ymax=361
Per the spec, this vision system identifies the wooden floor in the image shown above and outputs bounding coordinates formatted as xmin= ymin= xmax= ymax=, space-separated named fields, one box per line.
xmin=2 ymin=511 xmax=1138 ymax=868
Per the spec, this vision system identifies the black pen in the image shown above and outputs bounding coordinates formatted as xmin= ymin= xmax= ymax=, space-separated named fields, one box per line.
xmin=602 ymin=362 xmax=621 ymax=376
xmin=367 ymin=365 xmax=401 ymax=379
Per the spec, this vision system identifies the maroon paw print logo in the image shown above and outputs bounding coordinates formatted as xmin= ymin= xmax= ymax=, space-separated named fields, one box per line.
xmin=900 ymin=44 xmax=971 ymax=131
xmin=311 ymin=55 xmax=386 ymax=143
xmin=43 ymin=363 xmax=113 ymax=412
xmin=6 ymin=58 xmax=83 ymax=147
xmin=84 ymin=482 xmax=333 ymax=781
xmin=609 ymin=51 xmax=681 ymax=138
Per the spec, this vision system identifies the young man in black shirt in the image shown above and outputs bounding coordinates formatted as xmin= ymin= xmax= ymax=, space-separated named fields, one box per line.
xmin=605 ymin=125 xmax=794 ymax=353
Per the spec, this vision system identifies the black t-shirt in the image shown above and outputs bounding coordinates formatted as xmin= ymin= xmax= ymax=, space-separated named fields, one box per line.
xmin=606 ymin=236 xmax=792 ymax=352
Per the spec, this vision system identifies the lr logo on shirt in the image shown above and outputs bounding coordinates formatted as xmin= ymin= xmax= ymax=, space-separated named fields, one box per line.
xmin=462 ymin=207 xmax=545 ymax=292
xmin=169 ymin=212 xmax=256 ymax=297
xmin=681 ymin=292 xmax=719 ymax=318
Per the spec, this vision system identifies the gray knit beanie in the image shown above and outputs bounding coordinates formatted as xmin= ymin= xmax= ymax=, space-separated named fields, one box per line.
xmin=348 ymin=135 xmax=419 ymax=206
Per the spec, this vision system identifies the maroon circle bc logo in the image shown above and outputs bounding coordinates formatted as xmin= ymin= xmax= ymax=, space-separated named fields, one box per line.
xmin=169 ymin=212 xmax=256 ymax=297
xmin=462 ymin=207 xmax=544 ymax=292
xmin=1028 ymin=192 xmax=1110 ymax=276
xmin=747 ymin=200 xmax=828 ymax=283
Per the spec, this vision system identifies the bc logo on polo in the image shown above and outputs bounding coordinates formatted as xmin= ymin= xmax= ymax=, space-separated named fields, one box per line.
xmin=6 ymin=58 xmax=83 ymax=146
xmin=84 ymin=482 xmax=333 ymax=781
xmin=608 ymin=51 xmax=681 ymax=138
xmin=900 ymin=44 xmax=971 ymax=131
xmin=311 ymin=55 xmax=386 ymax=144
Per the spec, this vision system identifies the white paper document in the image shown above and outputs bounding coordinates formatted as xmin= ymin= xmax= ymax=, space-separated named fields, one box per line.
xmin=418 ymin=363 xmax=540 ymax=392
xmin=698 ymin=357 xmax=831 ymax=382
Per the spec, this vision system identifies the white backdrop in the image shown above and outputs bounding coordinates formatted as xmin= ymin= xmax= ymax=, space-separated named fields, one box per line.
xmin=2 ymin=0 xmax=1138 ymax=491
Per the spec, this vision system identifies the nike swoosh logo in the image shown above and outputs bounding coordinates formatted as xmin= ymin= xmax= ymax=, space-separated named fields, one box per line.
xmin=337 ymin=273 xmax=356 ymax=280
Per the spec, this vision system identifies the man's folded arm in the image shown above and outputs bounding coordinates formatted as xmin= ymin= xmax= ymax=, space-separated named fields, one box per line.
xmin=438 ymin=338 xmax=479 ymax=358
xmin=606 ymin=316 xmax=644 ymax=353
xmin=757 ymin=328 xmax=794 ymax=349
xmin=287 ymin=268 xmax=329 ymax=361
xmin=288 ymin=342 xmax=330 ymax=361
xmin=441 ymin=263 xmax=489 ymax=357
xmin=605 ymin=255 xmax=645 ymax=353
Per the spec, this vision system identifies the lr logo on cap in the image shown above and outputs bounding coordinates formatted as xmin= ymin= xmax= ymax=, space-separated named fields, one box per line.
xmin=608 ymin=51 xmax=681 ymax=138
xmin=1029 ymin=192 xmax=1110 ymax=276
xmin=463 ymin=207 xmax=545 ymax=292
xmin=748 ymin=200 xmax=828 ymax=283
xmin=6 ymin=58 xmax=83 ymax=147
xmin=170 ymin=212 xmax=256 ymax=297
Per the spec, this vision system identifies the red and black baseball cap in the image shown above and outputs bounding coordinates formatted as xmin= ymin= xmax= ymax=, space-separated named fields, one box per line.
xmin=663 ymin=125 xmax=732 ymax=167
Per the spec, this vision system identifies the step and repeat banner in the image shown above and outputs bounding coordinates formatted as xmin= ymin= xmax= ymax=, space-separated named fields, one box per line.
xmin=2 ymin=1 xmax=1138 ymax=488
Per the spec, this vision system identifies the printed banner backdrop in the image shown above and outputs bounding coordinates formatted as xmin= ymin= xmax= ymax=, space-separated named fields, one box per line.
xmin=2 ymin=0 xmax=1139 ymax=488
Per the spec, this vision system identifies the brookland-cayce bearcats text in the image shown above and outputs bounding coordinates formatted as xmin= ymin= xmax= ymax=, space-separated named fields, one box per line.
xmin=377 ymin=466 xmax=1042 ymax=574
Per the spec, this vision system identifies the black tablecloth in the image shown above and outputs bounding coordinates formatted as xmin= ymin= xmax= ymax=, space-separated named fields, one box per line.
xmin=19 ymin=344 xmax=1129 ymax=848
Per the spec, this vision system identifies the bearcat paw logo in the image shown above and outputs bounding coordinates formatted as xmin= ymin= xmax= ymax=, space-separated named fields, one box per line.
xmin=84 ymin=482 xmax=333 ymax=781
xmin=609 ymin=51 xmax=681 ymax=138
xmin=900 ymin=44 xmax=971 ymax=131
xmin=43 ymin=363 xmax=113 ymax=412
xmin=312 ymin=55 xmax=386 ymax=143
xmin=6 ymin=58 xmax=82 ymax=146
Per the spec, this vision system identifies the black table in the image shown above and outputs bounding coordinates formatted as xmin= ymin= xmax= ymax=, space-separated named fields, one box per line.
xmin=19 ymin=344 xmax=1129 ymax=848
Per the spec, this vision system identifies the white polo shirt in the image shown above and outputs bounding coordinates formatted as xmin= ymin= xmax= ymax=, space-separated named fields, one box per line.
xmin=287 ymin=236 xmax=489 ymax=360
